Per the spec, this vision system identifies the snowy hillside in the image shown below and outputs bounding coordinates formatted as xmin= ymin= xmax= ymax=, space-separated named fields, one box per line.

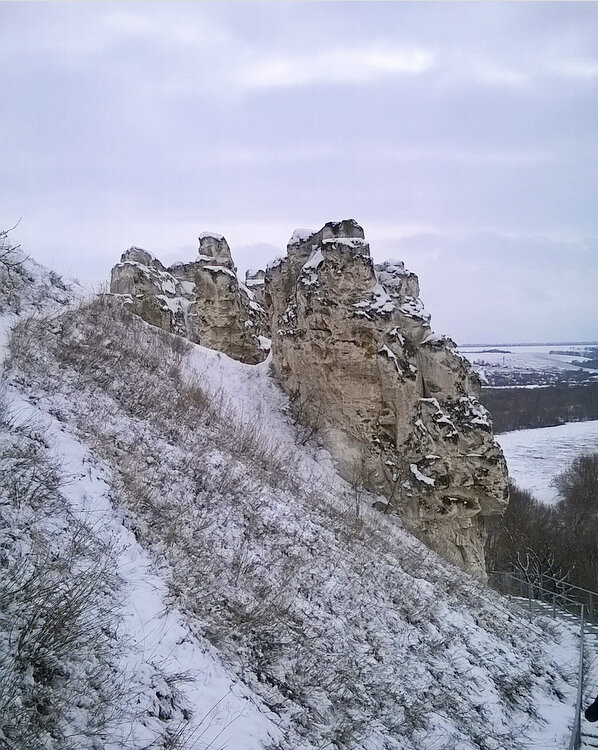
xmin=0 ymin=249 xmax=584 ymax=749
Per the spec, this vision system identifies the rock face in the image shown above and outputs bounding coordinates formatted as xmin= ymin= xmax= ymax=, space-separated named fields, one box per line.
xmin=264 ymin=220 xmax=508 ymax=578
xmin=110 ymin=235 xmax=268 ymax=364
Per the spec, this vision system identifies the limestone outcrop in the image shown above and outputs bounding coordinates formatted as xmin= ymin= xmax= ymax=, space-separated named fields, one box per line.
xmin=264 ymin=220 xmax=508 ymax=578
xmin=109 ymin=220 xmax=508 ymax=577
xmin=109 ymin=235 xmax=268 ymax=364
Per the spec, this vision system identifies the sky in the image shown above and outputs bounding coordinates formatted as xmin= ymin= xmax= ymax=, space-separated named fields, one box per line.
xmin=1 ymin=1 xmax=597 ymax=344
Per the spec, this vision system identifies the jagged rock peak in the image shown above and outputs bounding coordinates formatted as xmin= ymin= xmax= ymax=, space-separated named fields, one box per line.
xmin=109 ymin=237 xmax=268 ymax=365
xmin=264 ymin=219 xmax=508 ymax=579
xmin=287 ymin=219 xmax=368 ymax=256
xmin=120 ymin=246 xmax=164 ymax=270
xmin=321 ymin=218 xmax=365 ymax=241
xmin=198 ymin=232 xmax=236 ymax=273
xmin=288 ymin=219 xmax=365 ymax=248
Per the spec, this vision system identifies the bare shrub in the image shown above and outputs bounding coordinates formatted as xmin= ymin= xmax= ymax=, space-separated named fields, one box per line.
xmin=0 ymin=226 xmax=28 ymax=312
xmin=288 ymin=386 xmax=332 ymax=446
xmin=0 ymin=396 xmax=124 ymax=750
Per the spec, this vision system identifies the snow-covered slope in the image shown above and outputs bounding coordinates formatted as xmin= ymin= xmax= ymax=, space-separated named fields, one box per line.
xmin=1 ymin=390 xmax=280 ymax=750
xmin=0 ymin=252 xmax=584 ymax=749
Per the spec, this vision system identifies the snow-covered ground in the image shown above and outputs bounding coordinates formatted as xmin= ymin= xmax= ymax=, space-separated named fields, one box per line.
xmin=497 ymin=420 xmax=598 ymax=504
xmin=0 ymin=250 xmax=586 ymax=749
xmin=8 ymin=393 xmax=281 ymax=749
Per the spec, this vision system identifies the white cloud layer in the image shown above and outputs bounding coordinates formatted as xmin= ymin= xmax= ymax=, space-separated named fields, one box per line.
xmin=1 ymin=1 xmax=597 ymax=343
xmin=240 ymin=45 xmax=435 ymax=88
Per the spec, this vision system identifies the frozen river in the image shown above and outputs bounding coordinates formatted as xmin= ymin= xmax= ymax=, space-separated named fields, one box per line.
xmin=496 ymin=420 xmax=598 ymax=504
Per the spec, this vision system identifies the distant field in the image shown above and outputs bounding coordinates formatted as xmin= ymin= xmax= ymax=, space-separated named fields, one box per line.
xmin=458 ymin=343 xmax=598 ymax=387
xmin=496 ymin=420 xmax=598 ymax=505
xmin=456 ymin=343 xmax=598 ymax=431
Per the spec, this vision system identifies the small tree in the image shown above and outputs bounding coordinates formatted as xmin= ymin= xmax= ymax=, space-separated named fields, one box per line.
xmin=0 ymin=223 xmax=27 ymax=312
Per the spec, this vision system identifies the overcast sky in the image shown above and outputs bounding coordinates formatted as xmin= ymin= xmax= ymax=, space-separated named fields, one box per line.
xmin=2 ymin=2 xmax=597 ymax=343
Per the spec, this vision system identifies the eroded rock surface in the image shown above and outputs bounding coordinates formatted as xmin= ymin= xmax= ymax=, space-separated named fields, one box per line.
xmin=264 ymin=220 xmax=508 ymax=578
xmin=110 ymin=235 xmax=268 ymax=364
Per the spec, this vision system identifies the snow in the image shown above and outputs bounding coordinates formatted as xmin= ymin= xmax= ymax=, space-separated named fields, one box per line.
xmin=300 ymin=248 xmax=325 ymax=287
xmin=459 ymin=344 xmax=596 ymax=375
xmin=496 ymin=420 xmax=598 ymax=504
xmin=410 ymin=463 xmax=436 ymax=486
xmin=421 ymin=332 xmax=443 ymax=345
xmin=1 ymin=253 xmax=586 ymax=750
xmin=4 ymin=390 xmax=281 ymax=750
xmin=302 ymin=248 xmax=324 ymax=271
xmin=199 ymin=231 xmax=225 ymax=241
xmin=203 ymin=264 xmax=236 ymax=278
xmin=238 ymin=280 xmax=255 ymax=300
xmin=399 ymin=296 xmax=429 ymax=321
xmin=288 ymin=227 xmax=315 ymax=245
xmin=155 ymin=294 xmax=190 ymax=316
xmin=353 ymin=281 xmax=395 ymax=316
xmin=380 ymin=344 xmax=397 ymax=360
xmin=266 ymin=255 xmax=284 ymax=271
xmin=179 ymin=279 xmax=195 ymax=295
xmin=322 ymin=236 xmax=367 ymax=249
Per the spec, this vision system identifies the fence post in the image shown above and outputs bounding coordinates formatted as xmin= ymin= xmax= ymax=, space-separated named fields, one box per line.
xmin=568 ymin=604 xmax=585 ymax=750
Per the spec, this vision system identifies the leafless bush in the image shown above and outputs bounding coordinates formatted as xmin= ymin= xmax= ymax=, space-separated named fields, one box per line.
xmin=287 ymin=386 xmax=333 ymax=447
xmin=0 ymin=226 xmax=28 ymax=312
xmin=0 ymin=397 xmax=124 ymax=750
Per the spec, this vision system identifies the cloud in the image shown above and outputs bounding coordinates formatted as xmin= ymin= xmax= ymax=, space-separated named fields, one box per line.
xmin=239 ymin=45 xmax=435 ymax=88
xmin=2 ymin=2 xmax=597 ymax=343
xmin=556 ymin=59 xmax=598 ymax=79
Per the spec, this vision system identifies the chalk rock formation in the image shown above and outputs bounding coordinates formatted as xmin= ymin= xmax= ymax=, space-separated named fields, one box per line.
xmin=264 ymin=220 xmax=508 ymax=578
xmin=110 ymin=235 xmax=268 ymax=364
xmin=245 ymin=269 xmax=266 ymax=308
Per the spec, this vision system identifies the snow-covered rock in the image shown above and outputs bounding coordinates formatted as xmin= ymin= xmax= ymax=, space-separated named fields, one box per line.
xmin=110 ymin=236 xmax=267 ymax=364
xmin=265 ymin=219 xmax=508 ymax=579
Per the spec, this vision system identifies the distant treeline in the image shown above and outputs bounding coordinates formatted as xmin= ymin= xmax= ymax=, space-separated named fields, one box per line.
xmin=486 ymin=454 xmax=598 ymax=596
xmin=481 ymin=382 xmax=598 ymax=433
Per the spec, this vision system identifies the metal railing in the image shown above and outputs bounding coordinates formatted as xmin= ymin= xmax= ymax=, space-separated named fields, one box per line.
xmin=490 ymin=570 xmax=594 ymax=619
xmin=490 ymin=571 xmax=589 ymax=750
xmin=569 ymin=604 xmax=585 ymax=750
